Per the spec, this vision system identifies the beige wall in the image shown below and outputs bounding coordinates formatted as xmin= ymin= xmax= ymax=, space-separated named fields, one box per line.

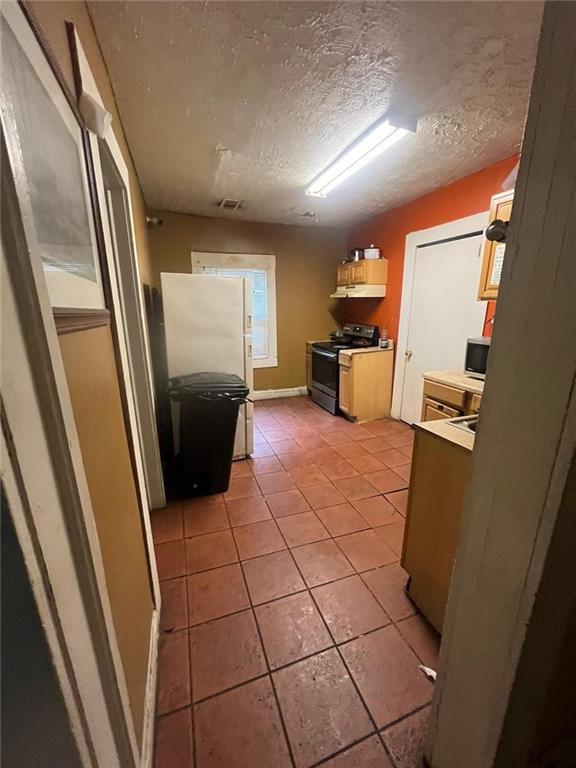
xmin=147 ymin=210 xmax=347 ymax=390
xmin=30 ymin=0 xmax=153 ymax=286
xmin=59 ymin=326 xmax=153 ymax=748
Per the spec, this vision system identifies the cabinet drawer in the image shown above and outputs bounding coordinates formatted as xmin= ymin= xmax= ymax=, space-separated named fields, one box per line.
xmin=339 ymin=354 xmax=352 ymax=369
xmin=421 ymin=397 xmax=463 ymax=421
xmin=423 ymin=380 xmax=467 ymax=409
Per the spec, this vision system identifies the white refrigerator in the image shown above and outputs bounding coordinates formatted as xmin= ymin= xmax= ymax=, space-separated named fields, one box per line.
xmin=160 ymin=272 xmax=254 ymax=459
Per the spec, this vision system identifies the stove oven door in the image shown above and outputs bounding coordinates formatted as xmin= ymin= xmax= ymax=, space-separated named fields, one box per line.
xmin=311 ymin=346 xmax=338 ymax=397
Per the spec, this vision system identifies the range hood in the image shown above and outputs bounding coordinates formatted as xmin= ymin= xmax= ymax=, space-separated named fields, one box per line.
xmin=330 ymin=284 xmax=387 ymax=299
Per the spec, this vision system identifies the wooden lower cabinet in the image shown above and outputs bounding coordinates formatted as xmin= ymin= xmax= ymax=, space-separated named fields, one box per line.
xmin=339 ymin=365 xmax=352 ymax=413
xmin=421 ymin=375 xmax=482 ymax=421
xmin=338 ymin=349 xmax=393 ymax=422
xmin=402 ymin=427 xmax=473 ymax=632
xmin=469 ymin=392 xmax=482 ymax=413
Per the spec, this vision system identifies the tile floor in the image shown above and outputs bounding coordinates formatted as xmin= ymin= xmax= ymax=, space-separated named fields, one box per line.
xmin=152 ymin=396 xmax=440 ymax=768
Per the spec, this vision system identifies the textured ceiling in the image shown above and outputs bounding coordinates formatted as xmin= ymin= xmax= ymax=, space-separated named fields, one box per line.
xmin=88 ymin=1 xmax=542 ymax=226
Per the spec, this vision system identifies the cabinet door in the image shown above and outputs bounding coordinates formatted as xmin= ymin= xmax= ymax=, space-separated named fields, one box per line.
xmin=337 ymin=265 xmax=350 ymax=286
xmin=339 ymin=365 xmax=352 ymax=413
xmin=468 ymin=393 xmax=482 ymax=413
xmin=478 ymin=190 xmax=514 ymax=300
xmin=350 ymin=262 xmax=366 ymax=284
xmin=364 ymin=259 xmax=388 ymax=285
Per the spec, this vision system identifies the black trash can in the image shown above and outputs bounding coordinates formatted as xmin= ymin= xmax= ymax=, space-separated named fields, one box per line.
xmin=167 ymin=372 xmax=249 ymax=497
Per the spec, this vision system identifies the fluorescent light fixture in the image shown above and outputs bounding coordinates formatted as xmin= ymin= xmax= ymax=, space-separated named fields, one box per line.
xmin=306 ymin=113 xmax=417 ymax=198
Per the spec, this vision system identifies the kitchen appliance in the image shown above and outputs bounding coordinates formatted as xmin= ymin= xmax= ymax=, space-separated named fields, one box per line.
xmin=160 ymin=272 xmax=254 ymax=458
xmin=364 ymin=244 xmax=381 ymax=260
xmin=464 ymin=337 xmax=491 ymax=380
xmin=349 ymin=248 xmax=364 ymax=262
xmin=311 ymin=323 xmax=379 ymax=414
xmin=331 ymin=283 xmax=387 ymax=299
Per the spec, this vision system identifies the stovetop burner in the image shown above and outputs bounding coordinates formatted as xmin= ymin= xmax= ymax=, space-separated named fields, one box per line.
xmin=312 ymin=341 xmax=353 ymax=353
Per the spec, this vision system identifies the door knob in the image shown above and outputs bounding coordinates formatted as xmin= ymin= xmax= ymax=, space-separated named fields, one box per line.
xmin=405 ymin=350 xmax=413 ymax=361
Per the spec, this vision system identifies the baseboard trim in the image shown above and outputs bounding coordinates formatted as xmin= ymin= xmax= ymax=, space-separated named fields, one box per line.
xmin=252 ymin=386 xmax=308 ymax=401
xmin=140 ymin=607 xmax=160 ymax=768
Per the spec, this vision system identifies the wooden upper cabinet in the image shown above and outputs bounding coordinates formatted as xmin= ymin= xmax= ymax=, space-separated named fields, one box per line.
xmin=337 ymin=259 xmax=388 ymax=286
xmin=350 ymin=262 xmax=366 ymax=284
xmin=478 ymin=189 xmax=514 ymax=301
xmin=337 ymin=264 xmax=350 ymax=286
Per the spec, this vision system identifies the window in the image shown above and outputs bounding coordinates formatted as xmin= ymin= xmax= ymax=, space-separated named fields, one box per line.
xmin=191 ymin=252 xmax=277 ymax=368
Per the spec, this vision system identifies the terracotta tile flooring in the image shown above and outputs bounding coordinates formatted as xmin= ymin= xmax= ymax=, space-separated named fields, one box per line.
xmin=153 ymin=396 xmax=440 ymax=768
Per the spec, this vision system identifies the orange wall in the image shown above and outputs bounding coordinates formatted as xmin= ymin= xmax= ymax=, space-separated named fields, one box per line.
xmin=344 ymin=155 xmax=518 ymax=342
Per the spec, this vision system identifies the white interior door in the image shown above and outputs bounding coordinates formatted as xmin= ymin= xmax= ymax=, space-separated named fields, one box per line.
xmin=239 ymin=277 xmax=254 ymax=456
xmin=99 ymin=148 xmax=165 ymax=510
xmin=400 ymin=234 xmax=486 ymax=423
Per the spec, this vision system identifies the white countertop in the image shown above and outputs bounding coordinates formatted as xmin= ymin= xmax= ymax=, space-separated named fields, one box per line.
xmin=415 ymin=416 xmax=475 ymax=452
xmin=339 ymin=342 xmax=395 ymax=358
xmin=423 ymin=369 xmax=484 ymax=395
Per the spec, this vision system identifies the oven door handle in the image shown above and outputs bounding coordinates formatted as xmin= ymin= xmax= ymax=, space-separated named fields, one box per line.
xmin=313 ymin=348 xmax=338 ymax=360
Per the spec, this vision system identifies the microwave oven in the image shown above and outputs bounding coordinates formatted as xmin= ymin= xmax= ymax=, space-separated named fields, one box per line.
xmin=465 ymin=337 xmax=491 ymax=380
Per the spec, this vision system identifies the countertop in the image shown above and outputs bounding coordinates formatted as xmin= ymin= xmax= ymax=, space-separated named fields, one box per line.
xmin=423 ymin=369 xmax=484 ymax=395
xmin=339 ymin=342 xmax=394 ymax=358
xmin=415 ymin=416 xmax=475 ymax=452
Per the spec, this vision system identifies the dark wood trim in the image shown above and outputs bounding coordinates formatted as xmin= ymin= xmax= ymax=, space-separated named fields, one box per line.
xmin=18 ymin=1 xmax=84 ymax=126
xmin=53 ymin=308 xmax=110 ymax=335
xmin=65 ymin=21 xmax=84 ymax=103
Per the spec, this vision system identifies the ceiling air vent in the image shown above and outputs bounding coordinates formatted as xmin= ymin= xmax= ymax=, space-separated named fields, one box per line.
xmin=218 ymin=198 xmax=243 ymax=211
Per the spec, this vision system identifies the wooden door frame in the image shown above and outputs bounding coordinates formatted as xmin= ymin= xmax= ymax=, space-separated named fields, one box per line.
xmin=2 ymin=5 xmax=160 ymax=764
xmin=65 ymin=24 xmax=161 ymax=765
xmin=66 ymin=24 xmax=166 ymax=515
xmin=426 ymin=3 xmax=576 ymax=765
xmin=1 ymin=130 xmax=137 ymax=767
xmin=391 ymin=212 xmax=487 ymax=420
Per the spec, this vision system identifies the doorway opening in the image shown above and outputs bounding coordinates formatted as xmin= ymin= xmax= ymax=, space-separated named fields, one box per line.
xmin=392 ymin=213 xmax=488 ymax=423
xmin=98 ymin=140 xmax=165 ymax=509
